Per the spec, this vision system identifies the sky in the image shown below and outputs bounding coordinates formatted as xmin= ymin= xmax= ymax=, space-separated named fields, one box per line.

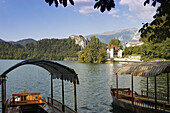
xmin=0 ymin=0 xmax=157 ymax=41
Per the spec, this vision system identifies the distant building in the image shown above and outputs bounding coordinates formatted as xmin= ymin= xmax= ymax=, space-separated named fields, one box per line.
xmin=126 ymin=41 xmax=144 ymax=47
xmin=69 ymin=35 xmax=88 ymax=48
xmin=128 ymin=55 xmax=141 ymax=60
xmin=107 ymin=44 xmax=123 ymax=59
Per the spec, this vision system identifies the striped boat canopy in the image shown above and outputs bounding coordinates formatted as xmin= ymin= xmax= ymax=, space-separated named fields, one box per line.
xmin=115 ymin=61 xmax=170 ymax=77
xmin=0 ymin=59 xmax=79 ymax=84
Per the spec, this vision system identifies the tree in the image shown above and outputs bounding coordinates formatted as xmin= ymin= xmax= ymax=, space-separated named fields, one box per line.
xmin=97 ymin=48 xmax=107 ymax=63
xmin=78 ymin=46 xmax=90 ymax=63
xmin=139 ymin=0 xmax=170 ymax=42
xmin=87 ymin=36 xmax=102 ymax=62
xmin=109 ymin=38 xmax=123 ymax=49
xmin=45 ymin=0 xmax=115 ymax=12
xmin=78 ymin=36 xmax=107 ymax=63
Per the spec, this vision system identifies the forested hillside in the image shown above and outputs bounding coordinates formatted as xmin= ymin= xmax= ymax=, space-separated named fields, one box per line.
xmin=0 ymin=38 xmax=81 ymax=60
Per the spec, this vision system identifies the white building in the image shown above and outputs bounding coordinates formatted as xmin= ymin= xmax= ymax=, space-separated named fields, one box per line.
xmin=118 ymin=49 xmax=123 ymax=58
xmin=126 ymin=41 xmax=144 ymax=47
xmin=107 ymin=44 xmax=123 ymax=60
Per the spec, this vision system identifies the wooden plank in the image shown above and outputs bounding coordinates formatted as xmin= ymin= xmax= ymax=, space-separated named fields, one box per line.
xmin=116 ymin=74 xmax=118 ymax=98
xmin=155 ymin=76 xmax=157 ymax=110
xmin=74 ymin=78 xmax=77 ymax=111
xmin=47 ymin=97 xmax=77 ymax=113
xmin=12 ymin=92 xmax=40 ymax=96
xmin=131 ymin=73 xmax=134 ymax=105
xmin=147 ymin=77 xmax=148 ymax=97
xmin=119 ymin=92 xmax=168 ymax=106
xmin=1 ymin=79 xmax=6 ymax=113
xmin=62 ymin=75 xmax=65 ymax=112
xmin=9 ymin=102 xmax=46 ymax=106
xmin=51 ymin=73 xmax=53 ymax=105
xmin=111 ymin=88 xmax=130 ymax=90
xmin=167 ymin=73 xmax=169 ymax=102
xmin=7 ymin=106 xmax=20 ymax=113
xmin=44 ymin=103 xmax=64 ymax=113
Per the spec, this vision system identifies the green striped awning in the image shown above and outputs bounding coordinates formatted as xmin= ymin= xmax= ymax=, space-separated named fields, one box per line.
xmin=115 ymin=61 xmax=170 ymax=77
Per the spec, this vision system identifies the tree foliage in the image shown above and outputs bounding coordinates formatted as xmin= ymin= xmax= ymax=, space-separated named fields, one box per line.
xmin=139 ymin=0 xmax=170 ymax=42
xmin=0 ymin=38 xmax=81 ymax=60
xmin=109 ymin=38 xmax=123 ymax=49
xmin=97 ymin=48 xmax=107 ymax=63
xmin=45 ymin=0 xmax=115 ymax=12
xmin=78 ymin=36 xmax=107 ymax=63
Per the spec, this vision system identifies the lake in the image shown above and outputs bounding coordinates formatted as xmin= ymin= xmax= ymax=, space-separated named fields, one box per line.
xmin=0 ymin=60 xmax=168 ymax=113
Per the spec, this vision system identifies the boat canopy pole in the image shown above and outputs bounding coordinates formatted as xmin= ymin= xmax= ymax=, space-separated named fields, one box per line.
xmin=51 ymin=73 xmax=53 ymax=105
xmin=155 ymin=76 xmax=157 ymax=110
xmin=116 ymin=74 xmax=118 ymax=98
xmin=147 ymin=77 xmax=148 ymax=97
xmin=131 ymin=73 xmax=134 ymax=105
xmin=62 ymin=75 xmax=65 ymax=112
xmin=1 ymin=77 xmax=6 ymax=113
xmin=74 ymin=76 xmax=77 ymax=111
xmin=167 ymin=73 xmax=169 ymax=103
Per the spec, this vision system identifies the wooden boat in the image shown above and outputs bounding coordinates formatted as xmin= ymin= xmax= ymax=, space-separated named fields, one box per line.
xmin=0 ymin=59 xmax=79 ymax=113
xmin=110 ymin=61 xmax=170 ymax=113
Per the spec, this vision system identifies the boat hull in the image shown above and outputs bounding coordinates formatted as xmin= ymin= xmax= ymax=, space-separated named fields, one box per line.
xmin=110 ymin=92 xmax=169 ymax=113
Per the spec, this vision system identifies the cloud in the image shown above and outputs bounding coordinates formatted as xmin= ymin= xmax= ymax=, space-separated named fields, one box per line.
xmin=123 ymin=13 xmax=137 ymax=23
xmin=78 ymin=6 xmax=98 ymax=15
xmin=74 ymin=0 xmax=93 ymax=7
xmin=108 ymin=9 xmax=120 ymax=18
xmin=70 ymin=0 xmax=98 ymax=15
xmin=123 ymin=13 xmax=133 ymax=20
xmin=119 ymin=0 xmax=157 ymax=21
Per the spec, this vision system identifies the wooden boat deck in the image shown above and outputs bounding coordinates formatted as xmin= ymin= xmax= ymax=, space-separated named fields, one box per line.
xmin=111 ymin=88 xmax=170 ymax=113
xmin=6 ymin=90 xmax=77 ymax=113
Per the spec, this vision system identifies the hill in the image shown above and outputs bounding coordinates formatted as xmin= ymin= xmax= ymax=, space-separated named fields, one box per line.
xmin=87 ymin=28 xmax=140 ymax=47
xmin=16 ymin=38 xmax=37 ymax=46
xmin=0 ymin=39 xmax=5 ymax=42
xmin=10 ymin=38 xmax=37 ymax=46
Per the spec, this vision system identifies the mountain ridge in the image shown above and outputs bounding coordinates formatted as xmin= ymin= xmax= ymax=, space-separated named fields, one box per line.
xmin=87 ymin=28 xmax=140 ymax=47
xmin=94 ymin=28 xmax=138 ymax=36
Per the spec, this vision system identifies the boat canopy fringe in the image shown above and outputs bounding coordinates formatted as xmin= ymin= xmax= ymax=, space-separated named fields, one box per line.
xmin=0 ymin=59 xmax=79 ymax=84
xmin=115 ymin=61 xmax=170 ymax=77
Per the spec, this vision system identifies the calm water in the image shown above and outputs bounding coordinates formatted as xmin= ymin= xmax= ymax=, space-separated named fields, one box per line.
xmin=0 ymin=60 xmax=168 ymax=113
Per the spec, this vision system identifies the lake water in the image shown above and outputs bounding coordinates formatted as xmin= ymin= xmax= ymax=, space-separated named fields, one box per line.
xmin=0 ymin=60 xmax=168 ymax=113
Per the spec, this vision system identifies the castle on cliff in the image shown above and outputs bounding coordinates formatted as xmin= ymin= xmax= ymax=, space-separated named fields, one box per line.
xmin=69 ymin=35 xmax=88 ymax=49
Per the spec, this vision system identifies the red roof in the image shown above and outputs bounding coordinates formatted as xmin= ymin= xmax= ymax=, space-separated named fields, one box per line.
xmin=107 ymin=44 xmax=120 ymax=51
